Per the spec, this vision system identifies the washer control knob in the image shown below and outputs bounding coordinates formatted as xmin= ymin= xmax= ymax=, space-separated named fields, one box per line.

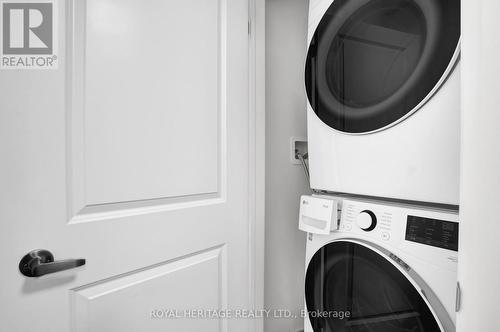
xmin=357 ymin=210 xmax=377 ymax=231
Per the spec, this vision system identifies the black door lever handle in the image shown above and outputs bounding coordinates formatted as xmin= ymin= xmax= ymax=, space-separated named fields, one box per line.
xmin=19 ymin=249 xmax=86 ymax=277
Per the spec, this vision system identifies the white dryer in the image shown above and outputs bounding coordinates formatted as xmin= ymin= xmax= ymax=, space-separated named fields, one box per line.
xmin=300 ymin=196 xmax=459 ymax=332
xmin=305 ymin=0 xmax=461 ymax=205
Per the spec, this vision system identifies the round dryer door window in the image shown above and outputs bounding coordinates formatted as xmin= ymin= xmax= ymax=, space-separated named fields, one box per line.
xmin=305 ymin=0 xmax=460 ymax=133
xmin=305 ymin=241 xmax=443 ymax=331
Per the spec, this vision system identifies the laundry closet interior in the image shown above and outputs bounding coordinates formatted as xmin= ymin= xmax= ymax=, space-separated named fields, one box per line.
xmin=265 ymin=0 xmax=500 ymax=331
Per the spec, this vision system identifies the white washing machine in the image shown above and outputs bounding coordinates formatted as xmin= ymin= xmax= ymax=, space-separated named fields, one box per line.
xmin=300 ymin=196 xmax=459 ymax=332
xmin=305 ymin=0 xmax=461 ymax=205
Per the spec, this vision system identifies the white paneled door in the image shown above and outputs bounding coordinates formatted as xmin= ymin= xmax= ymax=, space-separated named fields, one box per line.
xmin=0 ymin=0 xmax=260 ymax=331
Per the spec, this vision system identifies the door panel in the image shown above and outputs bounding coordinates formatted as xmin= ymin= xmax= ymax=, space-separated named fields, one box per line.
xmin=68 ymin=0 xmax=224 ymax=216
xmin=71 ymin=246 xmax=226 ymax=332
xmin=82 ymin=0 xmax=220 ymax=205
xmin=0 ymin=0 xmax=253 ymax=331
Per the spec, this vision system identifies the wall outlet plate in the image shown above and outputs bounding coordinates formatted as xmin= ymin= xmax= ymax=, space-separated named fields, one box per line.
xmin=290 ymin=137 xmax=308 ymax=165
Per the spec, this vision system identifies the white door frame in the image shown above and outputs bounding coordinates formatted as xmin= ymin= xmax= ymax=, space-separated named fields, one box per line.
xmin=248 ymin=0 xmax=265 ymax=331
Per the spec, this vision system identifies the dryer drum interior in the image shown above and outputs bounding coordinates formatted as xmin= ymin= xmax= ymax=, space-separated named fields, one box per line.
xmin=305 ymin=241 xmax=442 ymax=331
xmin=305 ymin=0 xmax=460 ymax=133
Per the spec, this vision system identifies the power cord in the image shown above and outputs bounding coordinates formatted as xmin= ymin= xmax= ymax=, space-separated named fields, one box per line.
xmin=295 ymin=150 xmax=311 ymax=190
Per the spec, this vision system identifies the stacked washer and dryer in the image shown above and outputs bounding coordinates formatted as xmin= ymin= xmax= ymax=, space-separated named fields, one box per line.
xmin=299 ymin=0 xmax=461 ymax=331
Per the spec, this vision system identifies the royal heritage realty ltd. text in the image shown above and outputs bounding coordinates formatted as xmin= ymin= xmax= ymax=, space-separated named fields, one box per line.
xmin=150 ymin=309 xmax=351 ymax=320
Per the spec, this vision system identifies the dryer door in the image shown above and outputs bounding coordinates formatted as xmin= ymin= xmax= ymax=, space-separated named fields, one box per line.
xmin=305 ymin=0 xmax=460 ymax=133
xmin=305 ymin=241 xmax=447 ymax=331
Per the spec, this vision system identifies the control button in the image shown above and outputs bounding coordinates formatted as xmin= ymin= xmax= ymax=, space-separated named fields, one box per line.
xmin=382 ymin=232 xmax=390 ymax=241
xmin=356 ymin=210 xmax=377 ymax=232
xmin=345 ymin=224 xmax=352 ymax=231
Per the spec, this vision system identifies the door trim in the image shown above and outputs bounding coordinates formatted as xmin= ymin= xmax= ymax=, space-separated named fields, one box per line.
xmin=248 ymin=0 xmax=265 ymax=331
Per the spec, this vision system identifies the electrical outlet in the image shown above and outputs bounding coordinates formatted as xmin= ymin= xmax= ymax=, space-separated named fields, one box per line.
xmin=290 ymin=137 xmax=308 ymax=165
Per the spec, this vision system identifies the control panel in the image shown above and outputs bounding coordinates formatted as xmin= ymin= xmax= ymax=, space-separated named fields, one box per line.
xmin=339 ymin=199 xmax=459 ymax=252
xmin=405 ymin=215 xmax=459 ymax=251
xmin=335 ymin=198 xmax=459 ymax=273
xmin=341 ymin=200 xmax=394 ymax=242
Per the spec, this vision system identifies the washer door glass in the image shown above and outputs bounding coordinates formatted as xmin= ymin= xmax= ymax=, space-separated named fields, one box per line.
xmin=305 ymin=241 xmax=442 ymax=331
xmin=305 ymin=0 xmax=460 ymax=133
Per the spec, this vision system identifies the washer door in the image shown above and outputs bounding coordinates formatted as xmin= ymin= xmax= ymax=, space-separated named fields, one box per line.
xmin=305 ymin=241 xmax=443 ymax=331
xmin=305 ymin=0 xmax=460 ymax=133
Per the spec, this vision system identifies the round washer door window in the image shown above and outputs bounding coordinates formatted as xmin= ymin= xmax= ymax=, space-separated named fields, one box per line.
xmin=305 ymin=241 xmax=442 ymax=331
xmin=305 ymin=0 xmax=460 ymax=133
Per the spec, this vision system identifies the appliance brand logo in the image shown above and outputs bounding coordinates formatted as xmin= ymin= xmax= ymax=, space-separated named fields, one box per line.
xmin=0 ymin=0 xmax=57 ymax=69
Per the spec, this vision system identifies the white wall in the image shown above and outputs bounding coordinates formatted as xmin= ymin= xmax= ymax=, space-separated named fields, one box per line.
xmin=265 ymin=0 xmax=310 ymax=331
xmin=457 ymin=0 xmax=500 ymax=330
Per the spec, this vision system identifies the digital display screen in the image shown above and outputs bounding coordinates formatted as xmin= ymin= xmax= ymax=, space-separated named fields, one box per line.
xmin=405 ymin=215 xmax=459 ymax=251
